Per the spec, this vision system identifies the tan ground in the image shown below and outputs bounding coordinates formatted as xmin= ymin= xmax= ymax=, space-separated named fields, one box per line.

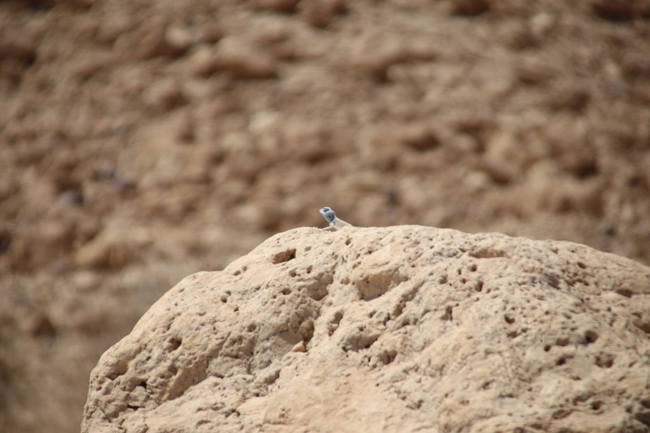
xmin=1 ymin=0 xmax=650 ymax=432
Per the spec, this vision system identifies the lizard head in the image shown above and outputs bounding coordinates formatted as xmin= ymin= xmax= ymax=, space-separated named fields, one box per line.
xmin=319 ymin=207 xmax=336 ymax=223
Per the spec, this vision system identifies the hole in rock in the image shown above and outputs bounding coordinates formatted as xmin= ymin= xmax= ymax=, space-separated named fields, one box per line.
xmin=272 ymin=249 xmax=296 ymax=264
xmin=441 ymin=306 xmax=453 ymax=321
xmin=380 ymin=350 xmax=397 ymax=365
xmin=545 ymin=274 xmax=560 ymax=289
xmin=615 ymin=287 xmax=633 ymax=298
xmin=360 ymin=336 xmax=377 ymax=349
xmin=168 ymin=338 xmax=182 ymax=352
xmin=308 ymin=285 xmax=329 ymax=301
xmin=573 ymin=392 xmax=593 ymax=404
xmin=342 ymin=328 xmax=380 ymax=352
xmin=552 ymin=409 xmax=572 ymax=419
xmin=356 ymin=268 xmax=407 ymax=301
xmin=556 ymin=337 xmax=569 ymax=346
xmin=327 ymin=311 xmax=344 ymax=336
xmin=595 ymin=354 xmax=614 ymax=368
xmin=469 ymin=248 xmax=506 ymax=258
xmin=301 ymin=320 xmax=315 ymax=343
xmin=585 ymin=330 xmax=598 ymax=344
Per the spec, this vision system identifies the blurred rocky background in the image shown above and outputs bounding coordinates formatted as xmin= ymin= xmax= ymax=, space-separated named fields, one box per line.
xmin=0 ymin=0 xmax=649 ymax=432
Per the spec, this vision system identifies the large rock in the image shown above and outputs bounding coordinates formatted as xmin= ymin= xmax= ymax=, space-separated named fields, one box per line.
xmin=82 ymin=226 xmax=650 ymax=433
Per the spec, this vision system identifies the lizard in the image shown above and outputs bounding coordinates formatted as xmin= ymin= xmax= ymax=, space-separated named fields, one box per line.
xmin=319 ymin=207 xmax=352 ymax=231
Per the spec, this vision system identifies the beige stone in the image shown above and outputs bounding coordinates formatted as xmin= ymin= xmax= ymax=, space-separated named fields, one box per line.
xmin=82 ymin=226 xmax=650 ymax=432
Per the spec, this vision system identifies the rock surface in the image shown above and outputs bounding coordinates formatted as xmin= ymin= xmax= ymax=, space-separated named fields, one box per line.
xmin=82 ymin=226 xmax=650 ymax=433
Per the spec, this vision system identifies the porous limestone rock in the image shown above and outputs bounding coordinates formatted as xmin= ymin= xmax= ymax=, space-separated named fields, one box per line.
xmin=82 ymin=226 xmax=650 ymax=433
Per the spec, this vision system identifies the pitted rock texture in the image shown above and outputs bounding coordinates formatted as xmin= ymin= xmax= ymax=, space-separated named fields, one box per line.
xmin=82 ymin=226 xmax=650 ymax=433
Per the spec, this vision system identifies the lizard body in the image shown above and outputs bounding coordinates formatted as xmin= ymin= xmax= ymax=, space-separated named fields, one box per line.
xmin=319 ymin=207 xmax=352 ymax=231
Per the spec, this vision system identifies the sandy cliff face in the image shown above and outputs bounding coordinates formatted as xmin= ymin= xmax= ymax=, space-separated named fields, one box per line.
xmin=83 ymin=226 xmax=650 ymax=433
